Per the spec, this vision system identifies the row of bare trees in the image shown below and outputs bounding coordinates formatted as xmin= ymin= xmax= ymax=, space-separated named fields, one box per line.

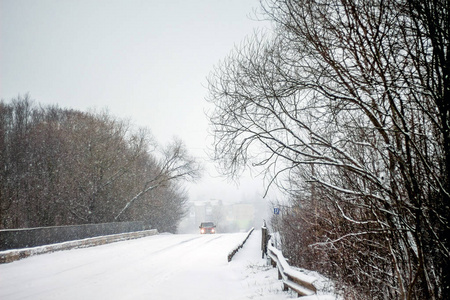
xmin=0 ymin=96 xmax=201 ymax=232
xmin=207 ymin=0 xmax=448 ymax=299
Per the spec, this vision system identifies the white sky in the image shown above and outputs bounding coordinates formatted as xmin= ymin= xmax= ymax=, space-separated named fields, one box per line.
xmin=0 ymin=0 xmax=274 ymax=204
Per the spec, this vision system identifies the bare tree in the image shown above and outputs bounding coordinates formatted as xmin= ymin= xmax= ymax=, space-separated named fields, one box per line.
xmin=114 ymin=138 xmax=202 ymax=221
xmin=58 ymin=110 xmax=146 ymax=224
xmin=0 ymin=97 xmax=200 ymax=233
xmin=207 ymin=0 xmax=449 ymax=298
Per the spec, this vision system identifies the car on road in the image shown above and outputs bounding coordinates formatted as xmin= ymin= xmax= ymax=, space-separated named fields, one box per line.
xmin=199 ymin=222 xmax=216 ymax=234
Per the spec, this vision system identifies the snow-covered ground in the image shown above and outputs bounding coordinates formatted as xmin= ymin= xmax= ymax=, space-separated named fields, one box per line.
xmin=0 ymin=230 xmax=336 ymax=299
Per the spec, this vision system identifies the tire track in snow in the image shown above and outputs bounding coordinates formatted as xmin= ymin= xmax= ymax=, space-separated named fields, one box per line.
xmin=147 ymin=235 xmax=204 ymax=256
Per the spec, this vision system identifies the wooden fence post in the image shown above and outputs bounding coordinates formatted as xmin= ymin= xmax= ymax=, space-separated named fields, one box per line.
xmin=261 ymin=220 xmax=268 ymax=258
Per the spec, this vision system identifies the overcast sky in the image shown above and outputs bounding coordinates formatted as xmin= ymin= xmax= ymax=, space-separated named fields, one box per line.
xmin=0 ymin=0 xmax=273 ymax=204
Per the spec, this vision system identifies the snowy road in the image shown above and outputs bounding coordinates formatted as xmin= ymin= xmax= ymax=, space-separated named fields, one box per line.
xmin=0 ymin=231 xmax=296 ymax=300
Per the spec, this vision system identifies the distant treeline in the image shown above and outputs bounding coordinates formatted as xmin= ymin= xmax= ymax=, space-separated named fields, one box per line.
xmin=0 ymin=96 xmax=201 ymax=232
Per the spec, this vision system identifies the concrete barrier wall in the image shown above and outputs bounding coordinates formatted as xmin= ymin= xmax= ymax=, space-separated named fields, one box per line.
xmin=0 ymin=221 xmax=150 ymax=251
xmin=0 ymin=229 xmax=158 ymax=264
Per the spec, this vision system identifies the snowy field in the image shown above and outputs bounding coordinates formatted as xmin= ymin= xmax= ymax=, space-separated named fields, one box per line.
xmin=0 ymin=230 xmax=336 ymax=299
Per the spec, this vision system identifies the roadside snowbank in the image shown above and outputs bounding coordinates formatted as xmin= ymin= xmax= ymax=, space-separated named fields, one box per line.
xmin=230 ymin=231 xmax=338 ymax=299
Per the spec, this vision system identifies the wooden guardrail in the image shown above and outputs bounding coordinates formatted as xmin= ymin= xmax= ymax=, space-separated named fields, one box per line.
xmin=261 ymin=220 xmax=269 ymax=258
xmin=267 ymin=244 xmax=317 ymax=297
xmin=261 ymin=221 xmax=317 ymax=297
xmin=227 ymin=227 xmax=254 ymax=262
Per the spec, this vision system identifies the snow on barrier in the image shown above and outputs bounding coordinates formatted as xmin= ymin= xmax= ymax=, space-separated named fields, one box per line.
xmin=0 ymin=229 xmax=158 ymax=264
xmin=267 ymin=244 xmax=318 ymax=297
xmin=227 ymin=227 xmax=254 ymax=262
xmin=0 ymin=221 xmax=150 ymax=251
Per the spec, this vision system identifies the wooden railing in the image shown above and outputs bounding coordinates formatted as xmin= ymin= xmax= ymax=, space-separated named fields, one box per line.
xmin=261 ymin=222 xmax=317 ymax=297
xmin=267 ymin=244 xmax=317 ymax=297
xmin=227 ymin=227 xmax=254 ymax=262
